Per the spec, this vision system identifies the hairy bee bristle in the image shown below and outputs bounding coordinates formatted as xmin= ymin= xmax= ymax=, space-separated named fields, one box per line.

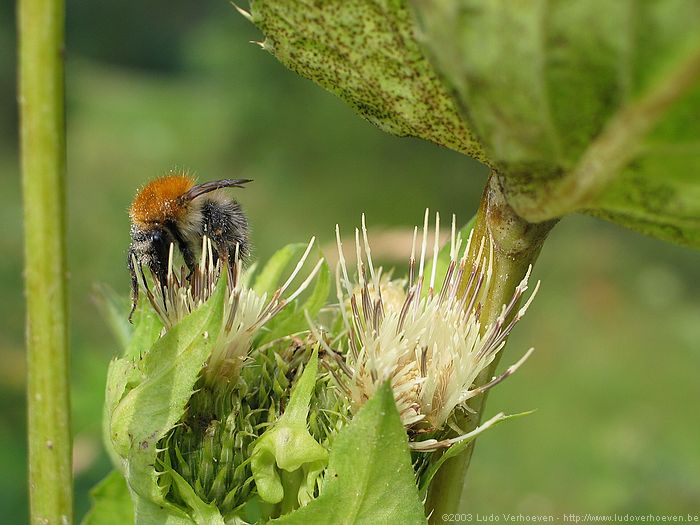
xmin=129 ymin=172 xmax=196 ymax=226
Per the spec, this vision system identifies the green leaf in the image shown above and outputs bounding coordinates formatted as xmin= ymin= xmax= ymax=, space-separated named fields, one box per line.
xmin=253 ymin=243 xmax=307 ymax=296
xmin=259 ymin=259 xmax=331 ymax=345
xmin=107 ymin=274 xmax=227 ymax=512
xmin=124 ymin=299 xmax=164 ymax=361
xmin=94 ymin=285 xmax=133 ymax=352
xmin=412 ymin=0 xmax=700 ymax=247
xmin=95 ymin=285 xmax=164 ymax=359
xmin=252 ymin=242 xmax=330 ymax=344
xmin=251 ymin=351 xmax=328 ymax=506
xmin=130 ymin=499 xmax=196 ymax=525
xmin=82 ymin=470 xmax=134 ymax=525
xmin=166 ymin=469 xmax=225 ymax=525
xmin=271 ymin=382 xmax=427 ymax=525
xmin=101 ymin=297 xmax=164 ymax=468
xmin=102 ymin=358 xmax=139 ymax=469
xmin=245 ymin=0 xmax=486 ymax=159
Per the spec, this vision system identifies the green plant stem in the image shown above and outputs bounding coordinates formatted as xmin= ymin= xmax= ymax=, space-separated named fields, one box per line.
xmin=426 ymin=174 xmax=556 ymax=524
xmin=18 ymin=0 xmax=72 ymax=522
xmin=278 ymin=469 xmax=303 ymax=517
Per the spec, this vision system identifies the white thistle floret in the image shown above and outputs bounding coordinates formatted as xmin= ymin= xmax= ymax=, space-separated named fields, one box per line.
xmin=329 ymin=212 xmax=538 ymax=445
xmin=135 ymin=237 xmax=323 ymax=385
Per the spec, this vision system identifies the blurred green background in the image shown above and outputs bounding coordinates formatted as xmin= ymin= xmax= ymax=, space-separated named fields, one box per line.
xmin=1 ymin=2 xmax=699 ymax=522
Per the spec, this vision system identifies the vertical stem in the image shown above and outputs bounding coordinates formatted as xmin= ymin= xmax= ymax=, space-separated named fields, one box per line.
xmin=278 ymin=469 xmax=304 ymax=517
xmin=18 ymin=0 xmax=72 ymax=522
xmin=427 ymin=174 xmax=556 ymax=523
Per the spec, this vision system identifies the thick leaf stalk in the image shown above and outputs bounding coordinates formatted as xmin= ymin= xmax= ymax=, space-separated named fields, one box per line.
xmin=426 ymin=174 xmax=556 ymax=523
xmin=18 ymin=0 xmax=72 ymax=522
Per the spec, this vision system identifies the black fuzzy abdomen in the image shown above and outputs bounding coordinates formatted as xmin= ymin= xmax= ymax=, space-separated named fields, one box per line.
xmin=200 ymin=198 xmax=249 ymax=261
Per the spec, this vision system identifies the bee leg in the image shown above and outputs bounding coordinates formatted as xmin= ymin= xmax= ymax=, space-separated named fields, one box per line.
xmin=128 ymin=226 xmax=171 ymax=320
xmin=148 ymin=254 xmax=168 ymax=291
xmin=212 ymin=236 xmax=235 ymax=287
xmin=146 ymin=255 xmax=169 ymax=314
xmin=145 ymin=233 xmax=170 ymax=311
xmin=165 ymin=220 xmax=197 ymax=278
xmin=173 ymin=237 xmax=196 ymax=280
xmin=180 ymin=243 xmax=197 ymax=278
xmin=127 ymin=248 xmax=139 ymax=323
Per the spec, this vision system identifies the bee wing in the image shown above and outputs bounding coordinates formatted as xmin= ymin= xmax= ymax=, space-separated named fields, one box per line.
xmin=181 ymin=178 xmax=253 ymax=202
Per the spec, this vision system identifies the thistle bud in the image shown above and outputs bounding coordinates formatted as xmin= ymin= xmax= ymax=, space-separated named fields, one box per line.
xmin=104 ymin=238 xmax=331 ymax=522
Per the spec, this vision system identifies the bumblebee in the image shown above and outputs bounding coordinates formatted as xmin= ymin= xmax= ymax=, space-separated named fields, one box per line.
xmin=128 ymin=172 xmax=251 ymax=319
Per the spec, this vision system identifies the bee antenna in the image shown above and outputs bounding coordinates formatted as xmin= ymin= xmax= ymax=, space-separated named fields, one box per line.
xmin=180 ymin=179 xmax=253 ymax=202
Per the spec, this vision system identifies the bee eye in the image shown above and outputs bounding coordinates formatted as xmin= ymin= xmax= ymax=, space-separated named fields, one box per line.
xmin=132 ymin=226 xmax=164 ymax=243
xmin=149 ymin=228 xmax=166 ymax=241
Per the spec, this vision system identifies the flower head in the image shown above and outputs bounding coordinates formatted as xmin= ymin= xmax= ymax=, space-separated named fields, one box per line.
xmin=135 ymin=236 xmax=323 ymax=385
xmin=328 ymin=212 xmax=538 ymax=445
xmin=123 ymin=236 xmax=328 ymax=515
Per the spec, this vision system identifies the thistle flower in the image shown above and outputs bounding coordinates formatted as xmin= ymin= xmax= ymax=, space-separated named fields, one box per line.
xmin=136 ymin=236 xmax=324 ymax=385
xmin=111 ymin=237 xmax=329 ymax=520
xmin=327 ymin=212 xmax=538 ymax=449
xmin=97 ymin=213 xmax=540 ymax=524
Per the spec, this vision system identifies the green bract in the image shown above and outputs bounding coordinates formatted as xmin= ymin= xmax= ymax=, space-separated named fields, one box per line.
xmin=250 ymin=351 xmax=328 ymax=507
xmin=83 ymin=471 xmax=133 ymax=525
xmin=271 ymin=383 xmax=427 ymax=525
xmin=107 ymin=275 xmax=229 ymax=523
xmin=245 ymin=0 xmax=700 ymax=247
xmin=253 ymin=244 xmax=331 ymax=346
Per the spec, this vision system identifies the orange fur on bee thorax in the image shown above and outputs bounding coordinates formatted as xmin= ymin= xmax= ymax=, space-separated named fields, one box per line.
xmin=129 ymin=174 xmax=196 ymax=226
